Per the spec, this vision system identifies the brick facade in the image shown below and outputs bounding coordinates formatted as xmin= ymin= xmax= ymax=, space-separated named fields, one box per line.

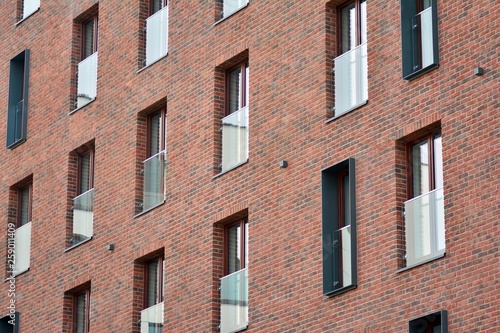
xmin=0 ymin=0 xmax=498 ymax=332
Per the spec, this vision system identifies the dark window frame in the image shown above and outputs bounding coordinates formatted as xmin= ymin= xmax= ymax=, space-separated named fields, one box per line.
xmin=406 ymin=130 xmax=442 ymax=199
xmin=146 ymin=108 xmax=167 ymax=158
xmin=224 ymin=219 xmax=248 ymax=275
xmin=17 ymin=184 xmax=32 ymax=228
xmin=225 ymin=61 xmax=249 ymax=116
xmin=322 ymin=158 xmax=357 ymax=297
xmin=77 ymin=148 xmax=95 ymax=196
xmin=143 ymin=256 xmax=164 ymax=309
xmin=73 ymin=288 xmax=90 ymax=333
xmin=6 ymin=50 xmax=30 ymax=149
xmin=409 ymin=310 xmax=448 ymax=333
xmin=336 ymin=0 xmax=367 ymax=56
xmin=400 ymin=0 xmax=439 ymax=80
xmin=81 ymin=15 xmax=98 ymax=60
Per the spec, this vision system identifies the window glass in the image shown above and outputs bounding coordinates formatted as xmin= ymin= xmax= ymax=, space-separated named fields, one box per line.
xmin=149 ymin=112 xmax=162 ymax=156
xmin=79 ymin=153 xmax=91 ymax=194
xmin=83 ymin=19 xmax=95 ymax=59
xmin=75 ymin=293 xmax=87 ymax=333
xmin=227 ymin=224 xmax=241 ymax=274
xmin=19 ymin=187 xmax=30 ymax=226
xmin=228 ymin=67 xmax=241 ymax=114
xmin=411 ymin=140 xmax=429 ymax=197
xmin=146 ymin=260 xmax=159 ymax=307
xmin=340 ymin=2 xmax=356 ymax=54
xmin=433 ymin=134 xmax=443 ymax=189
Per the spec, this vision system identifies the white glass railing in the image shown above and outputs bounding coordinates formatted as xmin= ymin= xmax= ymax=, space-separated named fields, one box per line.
xmin=14 ymin=221 xmax=31 ymax=274
xmin=412 ymin=7 xmax=434 ymax=70
xmin=223 ymin=0 xmax=248 ymax=17
xmin=333 ymin=225 xmax=352 ymax=288
xmin=142 ymin=151 xmax=166 ymax=212
xmin=221 ymin=106 xmax=248 ymax=172
xmin=77 ymin=52 xmax=98 ymax=109
xmin=72 ymin=188 xmax=94 ymax=245
xmin=14 ymin=100 xmax=25 ymax=141
xmin=140 ymin=302 xmax=164 ymax=333
xmin=146 ymin=5 xmax=169 ymax=66
xmin=220 ymin=268 xmax=248 ymax=333
xmin=22 ymin=0 xmax=40 ymax=19
xmin=333 ymin=42 xmax=368 ymax=116
xmin=405 ymin=187 xmax=445 ymax=266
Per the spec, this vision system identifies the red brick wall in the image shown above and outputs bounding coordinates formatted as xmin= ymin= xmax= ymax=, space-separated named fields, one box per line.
xmin=0 ymin=0 xmax=498 ymax=332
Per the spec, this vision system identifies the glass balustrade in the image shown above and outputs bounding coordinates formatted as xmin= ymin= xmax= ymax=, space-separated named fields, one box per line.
xmin=72 ymin=188 xmax=94 ymax=245
xmin=77 ymin=52 xmax=98 ymax=109
xmin=220 ymin=268 xmax=248 ymax=333
xmin=14 ymin=221 xmax=31 ymax=274
xmin=145 ymin=5 xmax=169 ymax=66
xmin=142 ymin=151 xmax=166 ymax=212
xmin=221 ymin=106 xmax=248 ymax=172
xmin=140 ymin=302 xmax=164 ymax=333
xmin=333 ymin=225 xmax=352 ymax=288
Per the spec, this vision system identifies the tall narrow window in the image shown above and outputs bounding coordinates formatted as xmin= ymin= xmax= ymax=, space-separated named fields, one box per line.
xmin=141 ymin=110 xmax=166 ymax=212
xmin=221 ymin=61 xmax=249 ymax=172
xmin=6 ymin=50 xmax=30 ymax=149
xmin=404 ymin=131 xmax=445 ymax=267
xmin=13 ymin=184 xmax=32 ymax=275
xmin=141 ymin=257 xmax=164 ymax=333
xmin=409 ymin=310 xmax=448 ymax=333
xmin=322 ymin=158 xmax=357 ymax=296
xmin=144 ymin=0 xmax=168 ymax=66
xmin=74 ymin=289 xmax=90 ymax=333
xmin=75 ymin=13 xmax=98 ymax=109
xmin=332 ymin=0 xmax=368 ymax=117
xmin=401 ymin=0 xmax=439 ymax=80
xmin=220 ymin=220 xmax=248 ymax=333
xmin=71 ymin=148 xmax=95 ymax=246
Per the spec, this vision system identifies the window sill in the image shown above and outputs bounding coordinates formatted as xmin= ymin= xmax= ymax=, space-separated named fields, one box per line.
xmin=133 ymin=200 xmax=166 ymax=218
xmin=4 ymin=268 xmax=30 ymax=281
xmin=15 ymin=8 xmax=40 ymax=26
xmin=7 ymin=138 xmax=27 ymax=150
xmin=70 ymin=98 xmax=96 ymax=115
xmin=222 ymin=324 xmax=248 ymax=333
xmin=64 ymin=237 xmax=93 ymax=253
xmin=395 ymin=253 xmax=445 ymax=273
xmin=212 ymin=160 xmax=249 ymax=179
xmin=213 ymin=3 xmax=249 ymax=26
xmin=137 ymin=53 xmax=169 ymax=73
xmin=324 ymin=284 xmax=357 ymax=298
xmin=325 ymin=100 xmax=368 ymax=124
xmin=403 ymin=63 xmax=439 ymax=81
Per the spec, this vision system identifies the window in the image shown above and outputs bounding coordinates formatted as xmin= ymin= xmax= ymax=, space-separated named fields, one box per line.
xmin=140 ymin=257 xmax=164 ymax=333
xmin=331 ymin=0 xmax=368 ymax=117
xmin=0 ymin=312 xmax=19 ymax=333
xmin=222 ymin=0 xmax=249 ymax=19
xmin=10 ymin=183 xmax=32 ymax=275
xmin=6 ymin=50 xmax=30 ymax=149
xmin=322 ymin=158 xmax=357 ymax=296
xmin=409 ymin=310 xmax=448 ymax=333
xmin=220 ymin=220 xmax=248 ymax=333
xmin=71 ymin=148 xmax=95 ymax=246
xmin=19 ymin=0 xmax=39 ymax=21
xmin=144 ymin=0 xmax=169 ymax=66
xmin=220 ymin=61 xmax=249 ymax=173
xmin=404 ymin=131 xmax=445 ymax=267
xmin=401 ymin=0 xmax=439 ymax=80
xmin=74 ymin=12 xmax=98 ymax=110
xmin=140 ymin=109 xmax=166 ymax=213
xmin=73 ymin=289 xmax=90 ymax=333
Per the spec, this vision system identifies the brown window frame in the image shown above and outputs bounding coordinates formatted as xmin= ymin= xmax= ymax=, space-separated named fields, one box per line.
xmin=143 ymin=256 xmax=164 ymax=309
xmin=81 ymin=15 xmax=98 ymax=60
xmin=17 ymin=183 xmax=32 ymax=228
xmin=224 ymin=219 xmax=248 ymax=275
xmin=336 ymin=0 xmax=366 ymax=56
xmin=77 ymin=148 xmax=95 ymax=196
xmin=149 ymin=0 xmax=168 ymax=16
xmin=406 ymin=130 xmax=442 ymax=199
xmin=225 ymin=61 xmax=249 ymax=116
xmin=73 ymin=288 xmax=90 ymax=333
xmin=146 ymin=109 xmax=167 ymax=158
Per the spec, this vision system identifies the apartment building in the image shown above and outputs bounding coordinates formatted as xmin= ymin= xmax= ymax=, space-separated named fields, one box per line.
xmin=0 ymin=0 xmax=498 ymax=332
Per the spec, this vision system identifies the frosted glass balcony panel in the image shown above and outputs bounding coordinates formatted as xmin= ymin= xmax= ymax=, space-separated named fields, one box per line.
xmin=221 ymin=106 xmax=248 ymax=172
xmin=77 ymin=52 xmax=98 ymax=109
xmin=142 ymin=151 xmax=166 ymax=212
xmin=220 ymin=268 xmax=248 ymax=333
xmin=333 ymin=225 xmax=352 ymax=288
xmin=223 ymin=0 xmax=248 ymax=17
xmin=333 ymin=43 xmax=368 ymax=116
xmin=405 ymin=187 xmax=445 ymax=266
xmin=14 ymin=221 xmax=31 ymax=274
xmin=140 ymin=302 xmax=164 ymax=333
xmin=22 ymin=0 xmax=40 ymax=19
xmin=146 ymin=5 xmax=169 ymax=66
xmin=14 ymin=100 xmax=25 ymax=142
xmin=72 ymin=188 xmax=94 ymax=245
